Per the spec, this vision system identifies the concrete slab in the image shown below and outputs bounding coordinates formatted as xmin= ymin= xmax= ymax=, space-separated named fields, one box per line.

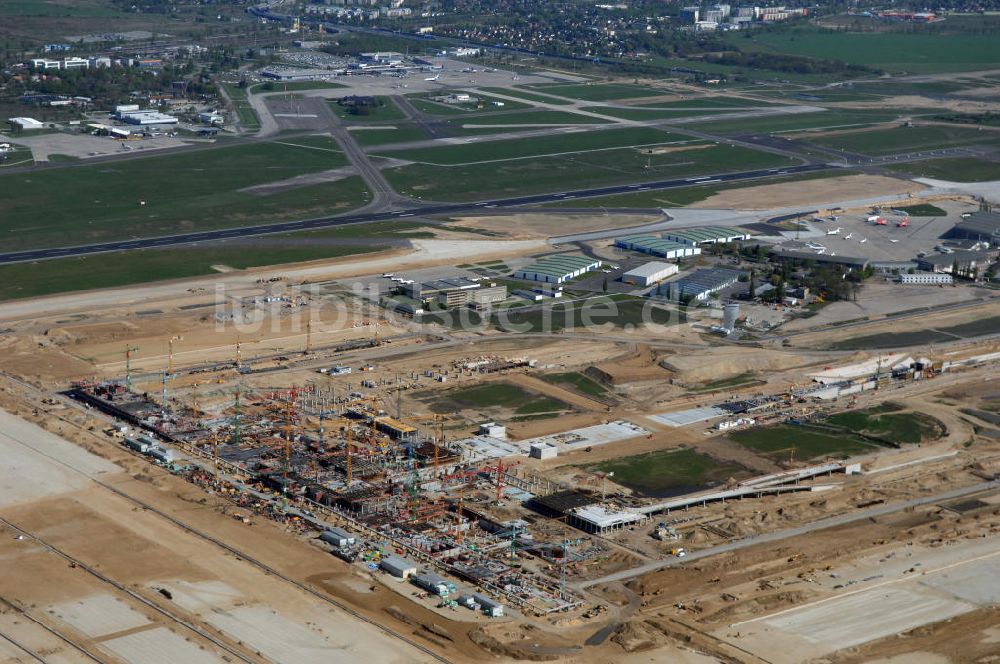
xmin=648 ymin=406 xmax=727 ymax=427
xmin=47 ymin=594 xmax=150 ymax=637
xmin=100 ymin=627 xmax=225 ymax=664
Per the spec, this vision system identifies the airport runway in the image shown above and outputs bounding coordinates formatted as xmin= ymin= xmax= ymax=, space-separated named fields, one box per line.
xmin=0 ymin=163 xmax=834 ymax=265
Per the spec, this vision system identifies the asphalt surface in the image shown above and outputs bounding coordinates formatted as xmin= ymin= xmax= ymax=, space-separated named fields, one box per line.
xmin=0 ymin=163 xmax=833 ymax=265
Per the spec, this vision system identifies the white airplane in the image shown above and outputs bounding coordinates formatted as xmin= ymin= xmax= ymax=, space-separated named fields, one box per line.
xmin=826 ymin=227 xmax=841 ymax=235
xmin=889 ymin=239 xmax=899 ymax=243
xmin=858 ymin=237 xmax=867 ymax=244
xmin=424 ymin=74 xmax=440 ymax=82
xmin=844 ymin=233 xmax=852 ymax=240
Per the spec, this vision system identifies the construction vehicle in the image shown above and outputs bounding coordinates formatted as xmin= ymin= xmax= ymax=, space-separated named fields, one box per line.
xmin=669 ymin=547 xmax=686 ymax=558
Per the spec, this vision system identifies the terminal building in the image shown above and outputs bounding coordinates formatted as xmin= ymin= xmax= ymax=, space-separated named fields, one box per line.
xmin=615 ymin=235 xmax=701 ymax=259
xmin=513 ymin=254 xmax=602 ymax=284
xmin=946 ymin=211 xmax=1000 ymax=246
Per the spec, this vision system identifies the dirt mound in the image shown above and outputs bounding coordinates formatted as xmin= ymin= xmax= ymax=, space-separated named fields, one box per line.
xmin=662 ymin=346 xmax=828 ymax=383
xmin=468 ymin=625 xmax=568 ymax=661
xmin=610 ymin=621 xmax=658 ymax=653
xmin=703 ymin=590 xmax=812 ymax=623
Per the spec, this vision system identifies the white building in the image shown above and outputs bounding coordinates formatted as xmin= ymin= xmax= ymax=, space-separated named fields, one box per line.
xmin=529 ymin=442 xmax=558 ymax=460
xmin=118 ymin=111 xmax=178 ymax=125
xmin=380 ymin=555 xmax=417 ymax=578
xmin=62 ymin=57 xmax=89 ymax=69
xmin=8 ymin=117 xmax=45 ymax=130
xmin=898 ymin=272 xmax=953 ymax=285
xmin=622 ymin=261 xmax=678 ymax=286
xmin=513 ymin=254 xmax=602 ymax=284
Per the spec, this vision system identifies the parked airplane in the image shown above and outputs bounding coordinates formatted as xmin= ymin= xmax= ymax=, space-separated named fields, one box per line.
xmin=844 ymin=233 xmax=853 ymax=240
xmin=826 ymin=227 xmax=841 ymax=235
xmin=858 ymin=237 xmax=867 ymax=244
xmin=424 ymin=74 xmax=440 ymax=81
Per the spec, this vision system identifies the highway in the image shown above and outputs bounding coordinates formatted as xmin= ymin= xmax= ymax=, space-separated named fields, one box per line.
xmin=0 ymin=163 xmax=835 ymax=265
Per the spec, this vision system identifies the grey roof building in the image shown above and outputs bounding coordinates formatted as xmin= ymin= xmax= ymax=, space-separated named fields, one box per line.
xmin=946 ymin=211 xmax=1000 ymax=245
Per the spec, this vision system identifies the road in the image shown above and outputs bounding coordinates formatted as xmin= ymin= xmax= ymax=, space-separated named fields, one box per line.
xmin=0 ymin=162 xmax=834 ymax=265
xmin=578 ymin=479 xmax=1000 ymax=589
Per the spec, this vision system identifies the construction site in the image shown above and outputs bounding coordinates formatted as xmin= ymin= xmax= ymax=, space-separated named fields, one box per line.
xmin=0 ymin=246 xmax=997 ymax=664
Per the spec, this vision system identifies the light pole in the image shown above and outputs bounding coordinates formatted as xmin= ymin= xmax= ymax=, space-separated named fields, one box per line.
xmin=602 ymin=471 xmax=614 ymax=503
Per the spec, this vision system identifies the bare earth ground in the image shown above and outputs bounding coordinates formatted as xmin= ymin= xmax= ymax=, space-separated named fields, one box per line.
xmin=691 ymin=174 xmax=925 ymax=210
xmin=447 ymin=212 xmax=664 ymax=239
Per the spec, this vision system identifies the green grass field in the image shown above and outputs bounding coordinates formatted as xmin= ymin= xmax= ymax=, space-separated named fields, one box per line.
xmin=527 ymin=82 xmax=664 ymax=101
xmin=826 ymin=408 xmax=942 ymax=445
xmin=330 ymin=97 xmax=406 ymax=122
xmin=381 ymin=127 xmax=684 ymax=165
xmin=689 ymin=109 xmax=903 ymax=135
xmin=0 ymin=0 xmax=120 ymax=16
xmin=589 ymin=448 xmax=752 ymax=498
xmin=578 ymin=106 xmax=741 ymax=121
xmin=729 ymin=425 xmax=875 ymax=461
xmin=693 ymin=372 xmax=764 ymax=392
xmin=493 ymin=295 xmax=683 ymax=333
xmin=894 ymin=203 xmax=947 ymax=217
xmin=727 ymin=28 xmax=1000 ymax=74
xmin=542 ymin=372 xmax=608 ymax=398
xmin=811 ymin=125 xmax=1000 ymax=156
xmin=254 ymin=81 xmax=345 ymax=92
xmin=0 ymin=143 xmax=366 ymax=251
xmin=454 ymin=109 xmax=612 ymax=126
xmin=350 ymin=125 xmax=427 ymax=146
xmin=0 ymin=242 xmax=378 ymax=301
xmin=885 ymin=157 xmax=1000 ymax=182
xmin=432 ymin=382 xmax=571 ymax=415
xmin=478 ymin=87 xmax=574 ymax=106
xmin=384 ymin=142 xmax=797 ymax=201
xmin=222 ymin=83 xmax=261 ymax=131
xmin=830 ymin=315 xmax=1000 ymax=349
xmin=541 ymin=169 xmax=850 ymax=209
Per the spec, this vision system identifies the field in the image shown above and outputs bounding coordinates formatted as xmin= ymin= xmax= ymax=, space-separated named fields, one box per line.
xmin=350 ymin=125 xmax=428 ymax=146
xmin=589 ymin=448 xmax=752 ymax=498
xmin=830 ymin=315 xmax=1000 ymax=349
xmin=222 ymin=83 xmax=261 ymax=132
xmin=382 ymin=127 xmax=683 ymax=165
xmin=727 ymin=27 xmax=1000 ymax=74
xmin=729 ymin=424 xmax=876 ymax=461
xmin=810 ymin=125 xmax=1000 ymax=156
xmin=0 ymin=140 xmax=366 ymax=251
xmin=429 ymin=382 xmax=571 ymax=415
xmin=885 ymin=157 xmax=1000 ymax=182
xmin=578 ymin=106 xmax=740 ymax=121
xmin=478 ymin=87 xmax=574 ymax=106
xmin=526 ymin=83 xmax=665 ymax=101
xmin=492 ymin=295 xmax=682 ymax=333
xmin=452 ymin=109 xmax=612 ymax=126
xmin=384 ymin=142 xmax=797 ymax=201
xmin=408 ymin=94 xmax=531 ymax=115
xmin=0 ymin=0 xmax=121 ymax=16
xmin=693 ymin=372 xmax=764 ymax=392
xmin=330 ymin=97 xmax=407 ymax=122
xmin=825 ymin=406 xmax=943 ymax=445
xmin=894 ymin=203 xmax=947 ymax=216
xmin=254 ymin=81 xmax=346 ymax=92
xmin=0 ymin=242 xmax=378 ymax=301
xmin=541 ymin=169 xmax=848 ymax=209
xmin=541 ymin=371 xmax=608 ymax=398
xmin=688 ymin=109 xmax=904 ymax=135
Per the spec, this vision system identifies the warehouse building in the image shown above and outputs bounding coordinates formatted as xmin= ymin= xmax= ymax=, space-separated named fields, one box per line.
xmin=8 ymin=117 xmax=45 ymax=131
xmin=917 ymin=250 xmax=992 ymax=274
xmin=404 ymin=278 xmax=506 ymax=309
xmin=412 ymin=572 xmax=456 ymax=597
xmin=768 ymin=248 xmax=870 ymax=271
xmin=513 ymin=254 xmax=602 ymax=284
xmin=666 ymin=268 xmax=743 ymax=301
xmin=898 ymin=272 xmax=953 ymax=285
xmin=615 ymin=236 xmax=701 ymax=259
xmin=319 ymin=527 xmax=356 ymax=548
xmin=380 ymin=555 xmax=417 ymax=578
xmin=662 ymin=226 xmax=752 ymax=245
xmin=622 ymin=261 xmax=678 ymax=286
xmin=946 ymin=211 xmax=1000 ymax=246
xmin=117 ymin=110 xmax=178 ymax=125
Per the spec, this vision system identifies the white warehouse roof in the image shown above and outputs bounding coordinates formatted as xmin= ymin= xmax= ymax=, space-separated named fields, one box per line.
xmin=623 ymin=261 xmax=677 ymax=279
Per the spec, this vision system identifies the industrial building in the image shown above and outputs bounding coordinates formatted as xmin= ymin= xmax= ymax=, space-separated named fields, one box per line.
xmin=8 ymin=117 xmax=45 ymax=131
xmin=615 ymin=236 xmax=701 ymax=259
xmin=320 ymin=527 xmax=356 ymax=548
xmin=404 ymin=278 xmax=506 ymax=309
xmin=513 ymin=255 xmax=602 ymax=284
xmin=871 ymin=260 xmax=919 ymax=275
xmin=917 ymin=251 xmax=992 ymax=274
xmin=115 ymin=109 xmax=178 ymax=125
xmin=412 ymin=572 xmax=456 ymax=596
xmin=380 ymin=555 xmax=417 ymax=578
xmin=768 ymin=248 xmax=870 ymax=271
xmin=662 ymin=226 xmax=752 ymax=245
xmin=622 ymin=261 xmax=678 ymax=286
xmin=568 ymin=504 xmax=645 ymax=535
xmin=665 ymin=268 xmax=743 ymax=301
xmin=898 ymin=272 xmax=953 ymax=285
xmin=946 ymin=210 xmax=1000 ymax=246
